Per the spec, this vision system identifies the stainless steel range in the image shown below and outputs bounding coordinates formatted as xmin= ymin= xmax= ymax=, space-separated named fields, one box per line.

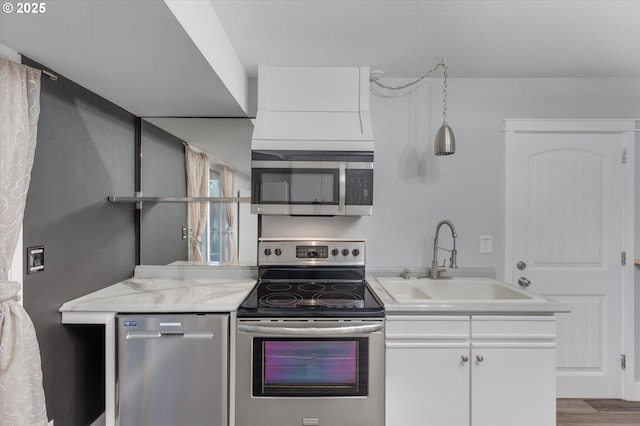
xmin=236 ymin=238 xmax=384 ymax=426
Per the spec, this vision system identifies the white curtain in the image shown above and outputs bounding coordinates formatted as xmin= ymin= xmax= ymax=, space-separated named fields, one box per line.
xmin=0 ymin=57 xmax=48 ymax=425
xmin=221 ymin=166 xmax=237 ymax=263
xmin=185 ymin=145 xmax=209 ymax=262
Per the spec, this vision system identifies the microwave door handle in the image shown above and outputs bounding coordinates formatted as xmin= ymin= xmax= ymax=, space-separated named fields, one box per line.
xmin=339 ymin=162 xmax=346 ymax=212
xmin=238 ymin=323 xmax=383 ymax=336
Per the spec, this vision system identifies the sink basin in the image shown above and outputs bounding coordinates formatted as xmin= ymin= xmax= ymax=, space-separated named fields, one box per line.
xmin=377 ymin=277 xmax=541 ymax=303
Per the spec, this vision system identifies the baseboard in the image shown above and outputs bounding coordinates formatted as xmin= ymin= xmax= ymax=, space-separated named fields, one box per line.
xmin=90 ymin=412 xmax=106 ymax=426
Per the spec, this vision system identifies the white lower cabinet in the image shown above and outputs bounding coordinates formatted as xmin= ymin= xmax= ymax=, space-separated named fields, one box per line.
xmin=386 ymin=314 xmax=556 ymax=426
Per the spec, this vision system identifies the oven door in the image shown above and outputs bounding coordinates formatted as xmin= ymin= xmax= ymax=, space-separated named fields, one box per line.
xmin=252 ymin=336 xmax=368 ymax=397
xmin=235 ymin=318 xmax=385 ymax=426
xmin=251 ymin=160 xmax=346 ymax=215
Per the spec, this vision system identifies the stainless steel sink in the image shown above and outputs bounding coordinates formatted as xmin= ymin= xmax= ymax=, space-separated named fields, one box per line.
xmin=376 ymin=277 xmax=543 ymax=303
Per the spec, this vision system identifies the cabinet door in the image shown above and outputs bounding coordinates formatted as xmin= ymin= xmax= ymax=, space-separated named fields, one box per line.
xmin=387 ymin=346 xmax=469 ymax=426
xmin=386 ymin=316 xmax=470 ymax=426
xmin=471 ymin=346 xmax=556 ymax=426
xmin=471 ymin=316 xmax=556 ymax=426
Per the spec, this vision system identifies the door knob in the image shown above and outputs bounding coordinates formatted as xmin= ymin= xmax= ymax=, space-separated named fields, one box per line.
xmin=476 ymin=355 xmax=484 ymax=363
xmin=516 ymin=261 xmax=527 ymax=270
xmin=518 ymin=277 xmax=531 ymax=288
xmin=461 ymin=355 xmax=469 ymax=363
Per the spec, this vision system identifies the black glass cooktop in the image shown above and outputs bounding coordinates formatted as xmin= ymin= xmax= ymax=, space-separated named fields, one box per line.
xmin=237 ymin=280 xmax=384 ymax=318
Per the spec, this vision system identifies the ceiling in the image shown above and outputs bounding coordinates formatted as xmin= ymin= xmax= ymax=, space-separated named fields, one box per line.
xmin=212 ymin=0 xmax=640 ymax=79
xmin=1 ymin=0 xmax=638 ymax=119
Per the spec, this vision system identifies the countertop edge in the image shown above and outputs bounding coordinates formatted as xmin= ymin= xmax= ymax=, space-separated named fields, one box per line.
xmin=59 ymin=277 xmax=257 ymax=315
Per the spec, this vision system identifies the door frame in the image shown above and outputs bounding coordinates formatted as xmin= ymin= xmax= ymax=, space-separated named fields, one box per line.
xmin=504 ymin=119 xmax=637 ymax=400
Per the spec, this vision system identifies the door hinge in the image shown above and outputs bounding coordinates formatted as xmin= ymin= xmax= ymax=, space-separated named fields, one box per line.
xmin=621 ymin=251 xmax=626 ymax=266
xmin=622 ymin=148 xmax=628 ymax=164
xmin=621 ymin=354 xmax=626 ymax=370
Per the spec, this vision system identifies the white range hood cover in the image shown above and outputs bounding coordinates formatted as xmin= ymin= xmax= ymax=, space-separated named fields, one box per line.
xmin=251 ymin=65 xmax=374 ymax=151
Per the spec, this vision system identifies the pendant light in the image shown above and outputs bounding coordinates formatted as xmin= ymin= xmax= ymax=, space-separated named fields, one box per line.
xmin=370 ymin=59 xmax=456 ymax=156
xmin=434 ymin=60 xmax=455 ymax=155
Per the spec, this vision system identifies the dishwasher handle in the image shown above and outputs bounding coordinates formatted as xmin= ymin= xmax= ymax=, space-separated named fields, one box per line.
xmin=125 ymin=330 xmax=215 ymax=340
xmin=238 ymin=323 xmax=383 ymax=336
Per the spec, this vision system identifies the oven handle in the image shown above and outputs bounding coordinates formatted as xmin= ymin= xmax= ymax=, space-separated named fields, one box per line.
xmin=238 ymin=323 xmax=383 ymax=336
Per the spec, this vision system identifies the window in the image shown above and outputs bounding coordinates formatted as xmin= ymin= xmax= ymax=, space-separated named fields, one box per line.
xmin=206 ymin=168 xmax=226 ymax=262
xmin=194 ymin=164 xmax=237 ymax=263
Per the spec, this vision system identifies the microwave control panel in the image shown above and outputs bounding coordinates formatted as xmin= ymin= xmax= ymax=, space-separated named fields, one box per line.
xmin=345 ymin=169 xmax=373 ymax=205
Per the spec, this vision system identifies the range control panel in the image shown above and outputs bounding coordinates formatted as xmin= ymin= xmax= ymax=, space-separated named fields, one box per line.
xmin=258 ymin=239 xmax=365 ymax=266
xmin=296 ymin=245 xmax=329 ymax=258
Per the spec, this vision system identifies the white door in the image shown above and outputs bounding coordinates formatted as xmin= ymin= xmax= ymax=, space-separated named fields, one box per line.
xmin=505 ymin=120 xmax=629 ymax=398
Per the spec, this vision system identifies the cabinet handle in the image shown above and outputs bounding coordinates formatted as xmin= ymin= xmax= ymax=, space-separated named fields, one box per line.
xmin=476 ymin=355 xmax=484 ymax=363
xmin=461 ymin=355 xmax=469 ymax=363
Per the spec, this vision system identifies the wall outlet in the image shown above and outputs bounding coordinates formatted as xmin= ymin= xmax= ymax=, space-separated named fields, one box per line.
xmin=480 ymin=235 xmax=493 ymax=254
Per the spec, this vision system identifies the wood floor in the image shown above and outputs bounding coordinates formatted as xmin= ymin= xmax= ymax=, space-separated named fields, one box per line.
xmin=557 ymin=399 xmax=640 ymax=425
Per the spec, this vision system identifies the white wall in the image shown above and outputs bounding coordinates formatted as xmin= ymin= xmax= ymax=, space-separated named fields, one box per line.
xmin=263 ymin=77 xmax=640 ymax=271
xmin=263 ymin=75 xmax=640 ymax=389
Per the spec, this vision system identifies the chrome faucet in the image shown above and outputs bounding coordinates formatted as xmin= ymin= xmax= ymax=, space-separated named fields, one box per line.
xmin=430 ymin=220 xmax=458 ymax=279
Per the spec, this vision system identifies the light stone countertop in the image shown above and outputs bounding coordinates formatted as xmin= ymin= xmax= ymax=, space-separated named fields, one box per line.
xmin=58 ymin=264 xmax=566 ymax=315
xmin=59 ymin=277 xmax=256 ymax=313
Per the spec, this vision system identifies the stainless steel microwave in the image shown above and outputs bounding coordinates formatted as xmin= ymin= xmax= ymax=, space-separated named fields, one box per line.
xmin=251 ymin=150 xmax=373 ymax=216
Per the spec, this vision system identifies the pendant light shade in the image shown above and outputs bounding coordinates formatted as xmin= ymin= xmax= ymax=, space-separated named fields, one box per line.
xmin=434 ymin=59 xmax=455 ymax=155
xmin=434 ymin=122 xmax=455 ymax=155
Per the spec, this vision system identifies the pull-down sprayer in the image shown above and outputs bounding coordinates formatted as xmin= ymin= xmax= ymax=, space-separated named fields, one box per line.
xmin=430 ymin=220 xmax=458 ymax=279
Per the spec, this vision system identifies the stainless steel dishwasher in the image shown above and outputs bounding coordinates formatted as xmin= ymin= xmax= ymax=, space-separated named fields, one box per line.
xmin=116 ymin=314 xmax=228 ymax=426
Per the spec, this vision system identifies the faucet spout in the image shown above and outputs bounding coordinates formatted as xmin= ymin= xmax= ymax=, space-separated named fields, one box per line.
xmin=430 ymin=220 xmax=458 ymax=279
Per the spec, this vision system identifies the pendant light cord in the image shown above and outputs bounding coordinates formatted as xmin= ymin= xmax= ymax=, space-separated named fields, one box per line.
xmin=442 ymin=59 xmax=448 ymax=124
xmin=370 ymin=58 xmax=455 ymax=156
xmin=370 ymin=59 xmax=447 ymax=92
xmin=370 ymin=58 xmax=450 ymax=124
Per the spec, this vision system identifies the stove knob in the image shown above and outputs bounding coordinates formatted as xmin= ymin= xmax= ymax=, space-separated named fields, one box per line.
xmin=331 ymin=248 xmax=339 ymax=256
xmin=274 ymin=248 xmax=282 ymax=256
xmin=342 ymin=248 xmax=350 ymax=256
xmin=264 ymin=248 xmax=272 ymax=256
xmin=352 ymin=249 xmax=360 ymax=257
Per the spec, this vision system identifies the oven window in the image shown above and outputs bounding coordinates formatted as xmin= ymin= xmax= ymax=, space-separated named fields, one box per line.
xmin=252 ymin=169 xmax=339 ymax=205
xmin=252 ymin=337 xmax=368 ymax=397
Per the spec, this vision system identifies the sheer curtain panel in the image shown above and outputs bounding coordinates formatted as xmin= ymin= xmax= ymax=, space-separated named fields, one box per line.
xmin=185 ymin=145 xmax=209 ymax=262
xmin=221 ymin=166 xmax=237 ymax=263
xmin=0 ymin=57 xmax=48 ymax=425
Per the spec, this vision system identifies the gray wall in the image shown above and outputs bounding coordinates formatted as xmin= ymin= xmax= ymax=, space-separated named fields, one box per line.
xmin=22 ymin=58 xmax=136 ymax=425
xmin=140 ymin=120 xmax=188 ymax=264
xmin=21 ymin=60 xmax=191 ymax=425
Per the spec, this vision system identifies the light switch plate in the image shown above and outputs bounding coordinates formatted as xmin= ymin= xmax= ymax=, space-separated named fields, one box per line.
xmin=27 ymin=246 xmax=44 ymax=274
xmin=480 ymin=235 xmax=492 ymax=254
